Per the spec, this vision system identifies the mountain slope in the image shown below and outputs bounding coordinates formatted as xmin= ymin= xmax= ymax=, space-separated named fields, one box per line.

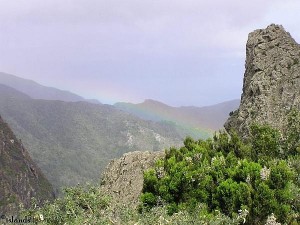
xmin=0 ymin=84 xmax=182 ymax=193
xmin=0 ymin=115 xmax=54 ymax=213
xmin=0 ymin=72 xmax=100 ymax=103
xmin=115 ymin=99 xmax=239 ymax=138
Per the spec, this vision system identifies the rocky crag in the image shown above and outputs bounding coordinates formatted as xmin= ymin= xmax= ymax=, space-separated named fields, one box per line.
xmin=100 ymin=24 xmax=300 ymax=212
xmin=225 ymin=24 xmax=300 ymax=138
xmin=0 ymin=115 xmax=54 ymax=213
xmin=100 ymin=151 xmax=164 ymax=208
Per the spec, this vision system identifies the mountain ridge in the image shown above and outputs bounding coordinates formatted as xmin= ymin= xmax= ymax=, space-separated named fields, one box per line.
xmin=0 ymin=84 xmax=183 ymax=193
xmin=0 ymin=72 xmax=101 ymax=104
xmin=115 ymin=99 xmax=240 ymax=136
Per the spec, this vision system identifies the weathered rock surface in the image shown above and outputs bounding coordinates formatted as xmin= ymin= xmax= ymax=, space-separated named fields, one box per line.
xmin=225 ymin=24 xmax=300 ymax=137
xmin=0 ymin=115 xmax=54 ymax=213
xmin=100 ymin=151 xmax=164 ymax=208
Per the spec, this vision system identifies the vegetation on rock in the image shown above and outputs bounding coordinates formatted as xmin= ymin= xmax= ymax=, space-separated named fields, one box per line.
xmin=140 ymin=109 xmax=300 ymax=224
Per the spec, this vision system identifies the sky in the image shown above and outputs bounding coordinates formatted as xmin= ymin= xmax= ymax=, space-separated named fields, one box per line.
xmin=0 ymin=0 xmax=300 ymax=106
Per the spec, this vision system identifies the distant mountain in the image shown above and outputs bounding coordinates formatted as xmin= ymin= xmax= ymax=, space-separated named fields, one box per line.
xmin=0 ymin=115 xmax=54 ymax=213
xmin=0 ymin=72 xmax=101 ymax=103
xmin=0 ymin=84 xmax=182 ymax=194
xmin=114 ymin=99 xmax=240 ymax=138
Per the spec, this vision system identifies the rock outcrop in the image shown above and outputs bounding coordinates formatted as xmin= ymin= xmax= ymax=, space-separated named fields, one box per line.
xmin=100 ymin=151 xmax=164 ymax=208
xmin=0 ymin=115 xmax=55 ymax=213
xmin=99 ymin=24 xmax=300 ymax=213
xmin=225 ymin=24 xmax=300 ymax=137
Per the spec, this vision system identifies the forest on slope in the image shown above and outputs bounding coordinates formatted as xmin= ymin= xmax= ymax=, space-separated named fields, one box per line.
xmin=0 ymin=84 xmax=183 ymax=193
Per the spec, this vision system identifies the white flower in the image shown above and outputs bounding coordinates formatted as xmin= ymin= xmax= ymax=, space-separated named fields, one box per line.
xmin=156 ymin=167 xmax=165 ymax=179
xmin=265 ymin=213 xmax=281 ymax=225
xmin=246 ymin=175 xmax=251 ymax=183
xmin=260 ymin=166 xmax=271 ymax=180
xmin=185 ymin=157 xmax=192 ymax=163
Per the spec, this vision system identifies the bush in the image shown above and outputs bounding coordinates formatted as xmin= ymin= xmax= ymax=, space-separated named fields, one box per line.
xmin=141 ymin=121 xmax=300 ymax=224
xmin=21 ymin=184 xmax=110 ymax=225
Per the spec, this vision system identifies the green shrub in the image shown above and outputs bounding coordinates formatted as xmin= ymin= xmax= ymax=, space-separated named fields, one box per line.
xmin=141 ymin=120 xmax=300 ymax=224
xmin=21 ymin=184 xmax=110 ymax=225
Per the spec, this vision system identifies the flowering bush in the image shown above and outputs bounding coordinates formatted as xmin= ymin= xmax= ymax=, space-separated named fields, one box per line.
xmin=141 ymin=122 xmax=300 ymax=224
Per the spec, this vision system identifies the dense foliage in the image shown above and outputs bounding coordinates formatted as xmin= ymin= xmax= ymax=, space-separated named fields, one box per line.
xmin=22 ymin=185 xmax=111 ymax=225
xmin=140 ymin=110 xmax=300 ymax=224
xmin=22 ymin=185 xmax=248 ymax=225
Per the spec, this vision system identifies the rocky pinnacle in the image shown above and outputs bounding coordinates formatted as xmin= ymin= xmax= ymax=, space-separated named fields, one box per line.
xmin=225 ymin=24 xmax=300 ymax=138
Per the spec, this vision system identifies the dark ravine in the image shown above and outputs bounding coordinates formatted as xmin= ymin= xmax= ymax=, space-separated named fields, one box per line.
xmin=0 ymin=115 xmax=54 ymax=214
xmin=225 ymin=24 xmax=300 ymax=138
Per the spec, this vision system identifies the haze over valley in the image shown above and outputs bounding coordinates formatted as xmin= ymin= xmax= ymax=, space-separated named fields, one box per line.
xmin=0 ymin=72 xmax=238 ymax=193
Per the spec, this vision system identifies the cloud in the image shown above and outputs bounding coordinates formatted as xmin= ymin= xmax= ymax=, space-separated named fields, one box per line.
xmin=0 ymin=0 xmax=299 ymax=105
xmin=0 ymin=0 xmax=283 ymax=27
xmin=0 ymin=0 xmax=294 ymax=52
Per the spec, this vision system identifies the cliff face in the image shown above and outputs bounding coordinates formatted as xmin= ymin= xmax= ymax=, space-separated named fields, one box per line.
xmin=0 ymin=115 xmax=54 ymax=213
xmin=225 ymin=24 xmax=300 ymax=137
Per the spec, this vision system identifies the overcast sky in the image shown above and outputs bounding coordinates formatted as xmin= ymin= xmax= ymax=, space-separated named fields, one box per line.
xmin=0 ymin=0 xmax=300 ymax=106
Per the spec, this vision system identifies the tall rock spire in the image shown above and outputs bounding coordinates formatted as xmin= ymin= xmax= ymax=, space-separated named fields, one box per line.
xmin=225 ymin=24 xmax=300 ymax=137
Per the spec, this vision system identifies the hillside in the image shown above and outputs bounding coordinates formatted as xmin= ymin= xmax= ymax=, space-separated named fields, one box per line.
xmin=0 ymin=72 xmax=100 ymax=103
xmin=0 ymin=84 xmax=182 ymax=193
xmin=115 ymin=99 xmax=239 ymax=139
xmin=0 ymin=115 xmax=54 ymax=213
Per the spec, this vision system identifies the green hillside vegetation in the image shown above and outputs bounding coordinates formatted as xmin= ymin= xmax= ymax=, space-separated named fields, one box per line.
xmin=21 ymin=185 xmax=244 ymax=225
xmin=22 ymin=110 xmax=300 ymax=224
xmin=140 ymin=109 xmax=300 ymax=224
xmin=160 ymin=120 xmax=211 ymax=140
xmin=0 ymin=84 xmax=182 ymax=194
